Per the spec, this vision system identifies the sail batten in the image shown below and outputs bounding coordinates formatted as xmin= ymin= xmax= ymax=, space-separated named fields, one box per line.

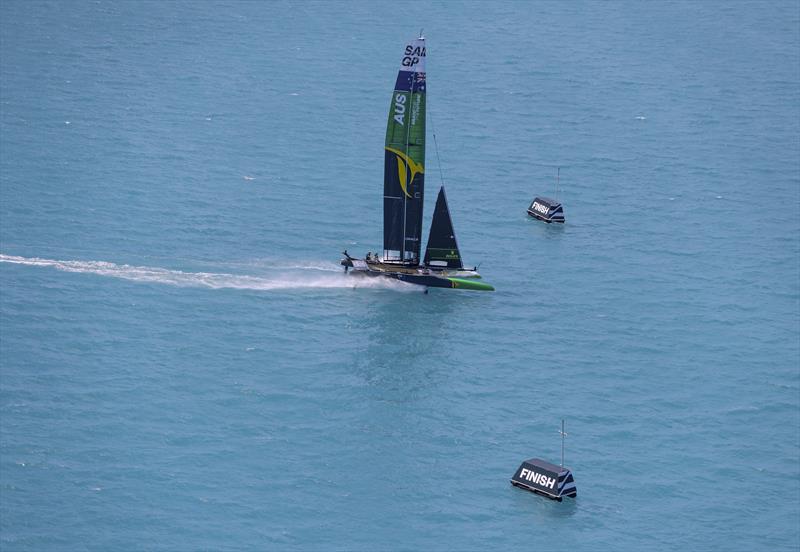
xmin=383 ymin=37 xmax=426 ymax=264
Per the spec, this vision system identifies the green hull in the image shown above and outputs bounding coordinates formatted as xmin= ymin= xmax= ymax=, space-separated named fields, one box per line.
xmin=446 ymin=277 xmax=495 ymax=291
xmin=341 ymin=256 xmax=494 ymax=291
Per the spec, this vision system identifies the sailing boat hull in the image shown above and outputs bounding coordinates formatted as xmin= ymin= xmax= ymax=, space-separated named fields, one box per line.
xmin=341 ymin=256 xmax=494 ymax=291
xmin=395 ymin=272 xmax=493 ymax=290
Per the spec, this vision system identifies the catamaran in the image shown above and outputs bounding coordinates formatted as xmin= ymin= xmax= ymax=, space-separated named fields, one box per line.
xmin=341 ymin=35 xmax=493 ymax=292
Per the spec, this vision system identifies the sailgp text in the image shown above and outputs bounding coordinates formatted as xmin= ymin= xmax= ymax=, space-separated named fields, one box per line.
xmin=402 ymin=45 xmax=426 ymax=68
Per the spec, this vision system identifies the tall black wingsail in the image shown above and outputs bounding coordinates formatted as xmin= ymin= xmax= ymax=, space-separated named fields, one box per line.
xmin=423 ymin=187 xmax=463 ymax=269
xmin=383 ymin=36 xmax=426 ymax=265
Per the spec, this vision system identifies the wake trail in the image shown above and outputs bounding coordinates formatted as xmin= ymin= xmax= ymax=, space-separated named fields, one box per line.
xmin=0 ymin=254 xmax=418 ymax=292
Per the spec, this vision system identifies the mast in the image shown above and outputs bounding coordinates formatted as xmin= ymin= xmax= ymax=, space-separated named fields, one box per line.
xmin=401 ymin=31 xmax=424 ymax=264
xmin=559 ymin=419 xmax=567 ymax=468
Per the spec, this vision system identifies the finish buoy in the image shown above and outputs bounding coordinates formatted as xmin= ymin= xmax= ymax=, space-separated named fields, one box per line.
xmin=510 ymin=457 xmax=576 ymax=501
xmin=527 ymin=167 xmax=565 ymax=223
xmin=527 ymin=196 xmax=565 ymax=223
xmin=510 ymin=420 xmax=576 ymax=501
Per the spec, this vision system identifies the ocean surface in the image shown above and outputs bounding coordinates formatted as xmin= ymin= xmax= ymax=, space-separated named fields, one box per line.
xmin=1 ymin=1 xmax=798 ymax=550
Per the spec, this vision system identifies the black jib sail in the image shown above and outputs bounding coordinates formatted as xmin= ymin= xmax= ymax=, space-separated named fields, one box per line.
xmin=423 ymin=186 xmax=463 ymax=269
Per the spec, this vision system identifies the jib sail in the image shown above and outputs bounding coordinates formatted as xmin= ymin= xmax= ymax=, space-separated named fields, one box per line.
xmin=423 ymin=186 xmax=463 ymax=269
xmin=383 ymin=36 xmax=426 ymax=264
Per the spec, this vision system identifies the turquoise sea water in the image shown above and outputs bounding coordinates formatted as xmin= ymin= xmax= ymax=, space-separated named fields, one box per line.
xmin=1 ymin=1 xmax=799 ymax=550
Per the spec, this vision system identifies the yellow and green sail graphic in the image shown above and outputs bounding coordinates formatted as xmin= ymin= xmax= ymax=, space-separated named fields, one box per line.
xmin=383 ymin=37 xmax=426 ymax=264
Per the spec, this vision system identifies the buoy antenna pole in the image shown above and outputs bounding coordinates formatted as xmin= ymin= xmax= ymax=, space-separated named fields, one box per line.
xmin=559 ymin=419 xmax=567 ymax=468
xmin=556 ymin=167 xmax=560 ymax=201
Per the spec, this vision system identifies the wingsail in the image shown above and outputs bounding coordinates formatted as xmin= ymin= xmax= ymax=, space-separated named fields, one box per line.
xmin=383 ymin=37 xmax=426 ymax=264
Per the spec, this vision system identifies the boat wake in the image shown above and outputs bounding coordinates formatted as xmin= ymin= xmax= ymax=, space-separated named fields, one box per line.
xmin=0 ymin=254 xmax=418 ymax=292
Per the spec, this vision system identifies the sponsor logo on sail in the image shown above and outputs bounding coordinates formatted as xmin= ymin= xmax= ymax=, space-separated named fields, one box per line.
xmin=385 ymin=146 xmax=424 ymax=199
xmin=410 ymin=94 xmax=421 ymax=126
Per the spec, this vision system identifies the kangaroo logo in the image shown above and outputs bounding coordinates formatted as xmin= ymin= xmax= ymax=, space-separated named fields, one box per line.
xmin=385 ymin=146 xmax=424 ymax=199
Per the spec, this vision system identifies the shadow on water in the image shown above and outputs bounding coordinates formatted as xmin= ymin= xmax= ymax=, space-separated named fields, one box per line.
xmin=523 ymin=215 xmax=567 ymax=237
xmin=349 ymin=290 xmax=472 ymax=399
xmin=510 ymin=488 xmax=579 ymax=520
xmin=543 ymin=497 xmax=578 ymax=519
